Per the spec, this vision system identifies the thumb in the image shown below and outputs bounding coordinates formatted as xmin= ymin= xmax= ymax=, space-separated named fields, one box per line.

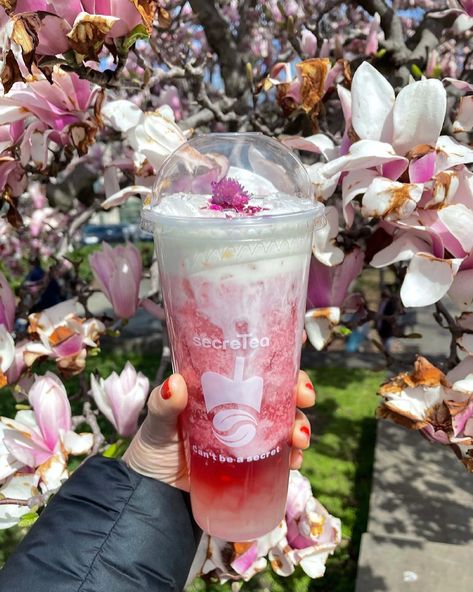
xmin=146 ymin=374 xmax=188 ymax=437
xmin=122 ymin=374 xmax=189 ymax=490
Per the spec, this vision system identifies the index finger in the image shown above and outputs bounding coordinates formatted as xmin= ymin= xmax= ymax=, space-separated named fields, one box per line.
xmin=296 ymin=370 xmax=317 ymax=408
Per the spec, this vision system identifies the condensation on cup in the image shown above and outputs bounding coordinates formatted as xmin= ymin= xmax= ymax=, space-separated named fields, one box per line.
xmin=141 ymin=133 xmax=325 ymax=541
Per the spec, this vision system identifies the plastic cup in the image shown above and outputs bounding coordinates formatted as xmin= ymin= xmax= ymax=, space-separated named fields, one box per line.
xmin=142 ymin=133 xmax=325 ymax=541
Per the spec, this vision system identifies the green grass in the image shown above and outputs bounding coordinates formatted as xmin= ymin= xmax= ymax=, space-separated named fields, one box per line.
xmin=0 ymin=356 xmax=383 ymax=591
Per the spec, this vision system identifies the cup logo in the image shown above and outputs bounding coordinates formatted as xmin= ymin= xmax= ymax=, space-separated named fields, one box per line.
xmin=201 ymin=357 xmax=263 ymax=448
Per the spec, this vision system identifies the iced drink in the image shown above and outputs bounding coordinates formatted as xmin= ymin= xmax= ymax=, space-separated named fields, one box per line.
xmin=144 ymin=134 xmax=324 ymax=541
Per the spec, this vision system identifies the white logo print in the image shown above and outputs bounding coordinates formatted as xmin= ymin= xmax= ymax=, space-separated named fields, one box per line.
xmin=201 ymin=357 xmax=263 ymax=448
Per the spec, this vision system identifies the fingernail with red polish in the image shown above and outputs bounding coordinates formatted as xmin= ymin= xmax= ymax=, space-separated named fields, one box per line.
xmin=300 ymin=426 xmax=311 ymax=439
xmin=161 ymin=378 xmax=172 ymax=400
xmin=305 ymin=382 xmax=314 ymax=391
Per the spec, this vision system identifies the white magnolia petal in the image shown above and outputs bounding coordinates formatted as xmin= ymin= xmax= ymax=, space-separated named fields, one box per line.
xmin=321 ymin=140 xmax=408 ymax=179
xmin=37 ymin=453 xmax=68 ymax=495
xmin=435 ymin=136 xmax=473 ymax=173
xmin=370 ymin=234 xmax=430 ymax=267
xmin=437 ymin=204 xmax=473 ymax=253
xmin=268 ymin=543 xmax=295 ymax=576
xmin=305 ymin=308 xmax=340 ymax=351
xmin=312 ymin=206 xmax=344 ymax=266
xmin=401 ymin=253 xmax=462 ymax=307
xmin=341 ymin=169 xmax=378 ymax=227
xmin=361 ymin=177 xmax=424 ymax=221
xmin=0 ymin=103 xmax=29 ymax=126
xmin=447 ymin=356 xmax=473 ymax=384
xmin=427 ymin=169 xmax=461 ymax=208
xmin=90 ymin=374 xmax=115 ymax=427
xmin=101 ymin=185 xmax=151 ymax=210
xmin=0 ymin=473 xmax=39 ymax=529
xmin=61 ymin=431 xmax=93 ymax=455
xmin=0 ymin=424 xmax=23 ymax=481
xmin=298 ymin=550 xmax=332 ymax=578
xmin=102 ymin=99 xmax=143 ymax=132
xmin=459 ymin=335 xmax=473 ymax=355
xmin=392 ymin=79 xmax=446 ymax=155
xmin=453 ymin=96 xmax=473 ymax=133
xmin=130 ymin=109 xmax=187 ymax=170
xmin=306 ymin=163 xmax=340 ymax=201
xmin=281 ymin=134 xmax=337 ymax=161
xmin=0 ymin=325 xmax=15 ymax=374
xmin=444 ymin=78 xmax=473 ymax=93
xmin=448 ymin=269 xmax=473 ymax=309
xmin=452 ymin=14 xmax=473 ymax=35
xmin=351 ymin=62 xmax=395 ymax=142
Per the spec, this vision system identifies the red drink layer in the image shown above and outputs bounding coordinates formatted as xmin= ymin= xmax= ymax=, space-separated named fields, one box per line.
xmin=163 ymin=263 xmax=307 ymax=541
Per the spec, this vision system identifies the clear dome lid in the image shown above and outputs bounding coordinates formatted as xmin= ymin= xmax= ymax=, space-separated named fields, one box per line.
xmin=141 ymin=132 xmax=324 ymax=230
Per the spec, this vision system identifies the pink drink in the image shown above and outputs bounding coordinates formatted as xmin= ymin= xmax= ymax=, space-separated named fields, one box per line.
xmin=156 ymin=211 xmax=318 ymax=540
xmin=145 ymin=134 xmax=324 ymax=541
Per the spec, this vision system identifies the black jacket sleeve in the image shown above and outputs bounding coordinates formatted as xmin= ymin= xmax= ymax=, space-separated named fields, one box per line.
xmin=0 ymin=456 xmax=201 ymax=592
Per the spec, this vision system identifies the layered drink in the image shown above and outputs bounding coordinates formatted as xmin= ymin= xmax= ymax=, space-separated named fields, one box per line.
xmin=145 ymin=134 xmax=324 ymax=541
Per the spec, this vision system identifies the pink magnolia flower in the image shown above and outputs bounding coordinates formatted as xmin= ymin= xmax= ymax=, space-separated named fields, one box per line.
xmin=24 ymin=299 xmax=105 ymax=374
xmin=300 ymin=28 xmax=317 ymax=57
xmin=365 ymin=12 xmax=381 ymax=55
xmin=1 ymin=373 xmax=93 ymax=475
xmin=90 ymin=362 xmax=149 ymax=437
xmin=305 ymin=250 xmax=364 ymax=350
xmin=0 ymin=271 xmax=15 ymax=332
xmin=89 ymin=243 xmax=142 ymax=319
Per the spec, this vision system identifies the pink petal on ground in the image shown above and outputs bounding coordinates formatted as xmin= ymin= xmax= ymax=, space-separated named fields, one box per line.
xmin=351 ymin=62 xmax=394 ymax=142
xmin=401 ymin=253 xmax=462 ymax=307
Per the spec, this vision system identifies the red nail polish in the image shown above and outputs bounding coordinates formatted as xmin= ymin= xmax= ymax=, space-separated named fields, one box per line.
xmin=300 ymin=426 xmax=311 ymax=438
xmin=305 ymin=382 xmax=314 ymax=391
xmin=161 ymin=378 xmax=172 ymax=400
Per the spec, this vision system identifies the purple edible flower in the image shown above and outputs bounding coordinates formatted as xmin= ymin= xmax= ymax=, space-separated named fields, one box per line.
xmin=209 ymin=177 xmax=263 ymax=215
xmin=210 ymin=177 xmax=250 ymax=209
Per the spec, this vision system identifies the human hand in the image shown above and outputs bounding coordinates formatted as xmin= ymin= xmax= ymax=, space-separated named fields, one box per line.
xmin=123 ymin=371 xmax=316 ymax=491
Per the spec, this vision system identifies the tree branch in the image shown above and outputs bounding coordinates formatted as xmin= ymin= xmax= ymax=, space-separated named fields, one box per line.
xmin=189 ymin=0 xmax=247 ymax=97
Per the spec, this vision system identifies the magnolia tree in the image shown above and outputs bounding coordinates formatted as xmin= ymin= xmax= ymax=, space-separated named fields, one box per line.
xmin=0 ymin=0 xmax=472 ymax=586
